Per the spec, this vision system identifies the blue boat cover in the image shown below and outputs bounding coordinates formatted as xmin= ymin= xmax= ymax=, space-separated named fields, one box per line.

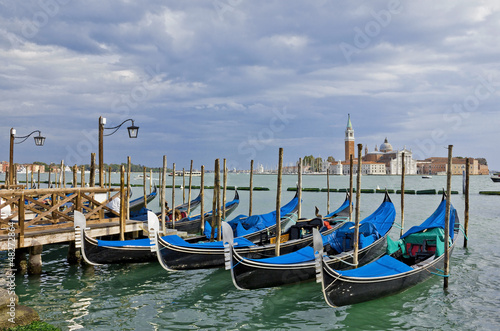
xmin=97 ymin=237 xmax=151 ymax=247
xmin=322 ymin=200 xmax=395 ymax=253
xmin=234 ymin=199 xmax=395 ymax=265
xmin=334 ymin=199 xmax=457 ymax=278
xmin=161 ymin=234 xmax=255 ymax=249
xmin=401 ymin=199 xmax=456 ymax=240
xmin=245 ymin=246 xmax=315 ymax=265
xmin=204 ymin=195 xmax=298 ymax=239
xmin=336 ymin=255 xmax=413 ymax=277
xmin=324 ymin=198 xmax=351 ymax=218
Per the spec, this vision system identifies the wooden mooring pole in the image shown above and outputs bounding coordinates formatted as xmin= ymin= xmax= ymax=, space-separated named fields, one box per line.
xmin=327 ymin=168 xmax=330 ymax=215
xmin=275 ymin=148 xmax=283 ymax=257
xmin=200 ymin=165 xmax=205 ymax=233
xmin=143 ymin=166 xmax=147 ymax=208
xmin=216 ymin=159 xmax=222 ymax=241
xmin=188 ymin=160 xmax=193 ymax=215
xmin=127 ymin=157 xmax=131 ymax=220
xmin=349 ymin=154 xmax=353 ymax=222
xmin=223 ymin=159 xmax=227 ymax=221
xmin=464 ymin=158 xmax=470 ymax=248
xmin=172 ymin=163 xmax=176 ymax=229
xmin=444 ymin=145 xmax=453 ymax=289
xmin=353 ymin=144 xmax=362 ymax=268
xmin=120 ymin=165 xmax=126 ymax=241
xmin=400 ymin=152 xmax=406 ymax=237
xmin=249 ymin=160 xmax=254 ymax=216
xmin=297 ymin=158 xmax=302 ymax=219
xmin=161 ymin=155 xmax=167 ymax=235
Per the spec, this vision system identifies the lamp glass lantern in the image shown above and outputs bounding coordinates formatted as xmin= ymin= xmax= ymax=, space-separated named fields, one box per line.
xmin=127 ymin=123 xmax=139 ymax=138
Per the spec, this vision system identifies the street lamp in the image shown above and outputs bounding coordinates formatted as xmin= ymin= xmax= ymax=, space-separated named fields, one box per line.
xmin=98 ymin=116 xmax=139 ymax=187
xmin=8 ymin=128 xmax=46 ymax=185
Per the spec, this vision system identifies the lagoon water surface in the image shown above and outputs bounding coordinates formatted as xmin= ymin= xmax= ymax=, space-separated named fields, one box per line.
xmin=3 ymin=173 xmax=500 ymax=330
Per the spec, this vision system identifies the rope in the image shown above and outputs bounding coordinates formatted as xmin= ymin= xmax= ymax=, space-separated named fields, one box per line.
xmin=459 ymin=225 xmax=469 ymax=240
xmin=430 ymin=270 xmax=449 ymax=278
xmin=327 ymin=253 xmax=359 ymax=267
xmin=393 ymin=223 xmax=403 ymax=230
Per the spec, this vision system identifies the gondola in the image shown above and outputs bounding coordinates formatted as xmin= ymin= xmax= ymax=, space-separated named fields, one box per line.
xmin=129 ymin=185 xmax=158 ymax=215
xmin=164 ymin=190 xmax=240 ymax=234
xmin=226 ymin=192 xmax=395 ymax=290
xmin=152 ymin=192 xmax=304 ymax=270
xmin=72 ymin=191 xmax=217 ymax=265
xmin=316 ymin=194 xmax=459 ymax=307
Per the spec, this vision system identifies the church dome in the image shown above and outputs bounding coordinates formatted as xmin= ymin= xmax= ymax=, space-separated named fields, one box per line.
xmin=380 ymin=138 xmax=393 ymax=153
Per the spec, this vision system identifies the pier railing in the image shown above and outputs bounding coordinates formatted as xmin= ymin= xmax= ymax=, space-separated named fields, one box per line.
xmin=0 ymin=187 xmax=127 ymax=248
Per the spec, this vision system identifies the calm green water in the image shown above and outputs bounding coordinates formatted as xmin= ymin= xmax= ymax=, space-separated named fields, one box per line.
xmin=2 ymin=173 xmax=500 ymax=330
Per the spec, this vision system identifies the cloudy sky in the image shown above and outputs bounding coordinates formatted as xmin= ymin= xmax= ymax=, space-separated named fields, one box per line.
xmin=1 ymin=0 xmax=499 ymax=171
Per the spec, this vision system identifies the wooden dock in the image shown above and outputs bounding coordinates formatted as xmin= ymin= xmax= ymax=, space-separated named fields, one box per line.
xmin=0 ymin=185 xmax=175 ymax=274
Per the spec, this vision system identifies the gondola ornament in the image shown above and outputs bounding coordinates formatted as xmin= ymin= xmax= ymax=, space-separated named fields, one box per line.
xmin=74 ymin=211 xmax=102 ymax=265
xmin=147 ymin=210 xmax=160 ymax=252
xmin=222 ymin=222 xmax=234 ymax=270
xmin=313 ymin=228 xmax=324 ymax=283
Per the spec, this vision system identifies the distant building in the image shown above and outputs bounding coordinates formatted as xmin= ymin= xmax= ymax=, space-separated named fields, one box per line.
xmin=417 ymin=157 xmax=489 ymax=175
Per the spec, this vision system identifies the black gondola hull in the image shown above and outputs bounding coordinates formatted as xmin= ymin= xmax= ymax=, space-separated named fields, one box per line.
xmin=231 ymin=234 xmax=388 ymax=289
xmin=157 ymin=230 xmax=317 ymax=270
xmin=82 ymin=233 xmax=155 ymax=264
xmin=321 ymin=245 xmax=455 ymax=307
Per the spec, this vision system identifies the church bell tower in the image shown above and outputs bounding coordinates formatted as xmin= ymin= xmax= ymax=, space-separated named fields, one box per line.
xmin=345 ymin=114 xmax=355 ymax=161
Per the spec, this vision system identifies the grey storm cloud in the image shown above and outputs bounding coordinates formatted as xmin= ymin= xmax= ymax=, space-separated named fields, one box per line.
xmin=1 ymin=0 xmax=499 ymax=170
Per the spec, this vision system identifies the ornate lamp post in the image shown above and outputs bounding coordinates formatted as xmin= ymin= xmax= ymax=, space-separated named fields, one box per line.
xmin=9 ymin=128 xmax=46 ymax=185
xmin=98 ymin=116 xmax=139 ymax=187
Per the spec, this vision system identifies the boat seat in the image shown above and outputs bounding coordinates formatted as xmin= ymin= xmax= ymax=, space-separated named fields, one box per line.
xmin=406 ymin=239 xmax=436 ymax=258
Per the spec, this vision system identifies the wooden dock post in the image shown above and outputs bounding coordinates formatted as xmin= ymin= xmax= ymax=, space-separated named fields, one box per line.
xmin=67 ymin=241 xmax=82 ymax=265
xmin=464 ymin=158 xmax=470 ymax=248
xmin=14 ymin=249 xmax=28 ymax=274
xmin=108 ymin=166 xmax=112 ymax=189
xmin=61 ymin=160 xmax=65 ymax=188
xmin=188 ymin=160 xmax=193 ymax=215
xmin=444 ymin=145 xmax=453 ymax=289
xmin=353 ymin=144 xmax=362 ymax=267
xmin=119 ymin=165 xmax=126 ymax=241
xmin=37 ymin=169 xmax=40 ymax=188
xmin=249 ymin=160 xmax=254 ymax=216
xmin=28 ymin=244 xmax=43 ymax=275
xmin=297 ymin=158 xmax=302 ymax=219
xmin=400 ymin=152 xmax=406 ymax=237
xmin=200 ymin=165 xmax=205 ymax=233
xmin=161 ymin=155 xmax=167 ymax=234
xmin=275 ymin=148 xmax=283 ymax=256
xmin=73 ymin=165 xmax=77 ymax=188
xmin=81 ymin=165 xmax=85 ymax=188
xmin=90 ymin=153 xmax=96 ymax=187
